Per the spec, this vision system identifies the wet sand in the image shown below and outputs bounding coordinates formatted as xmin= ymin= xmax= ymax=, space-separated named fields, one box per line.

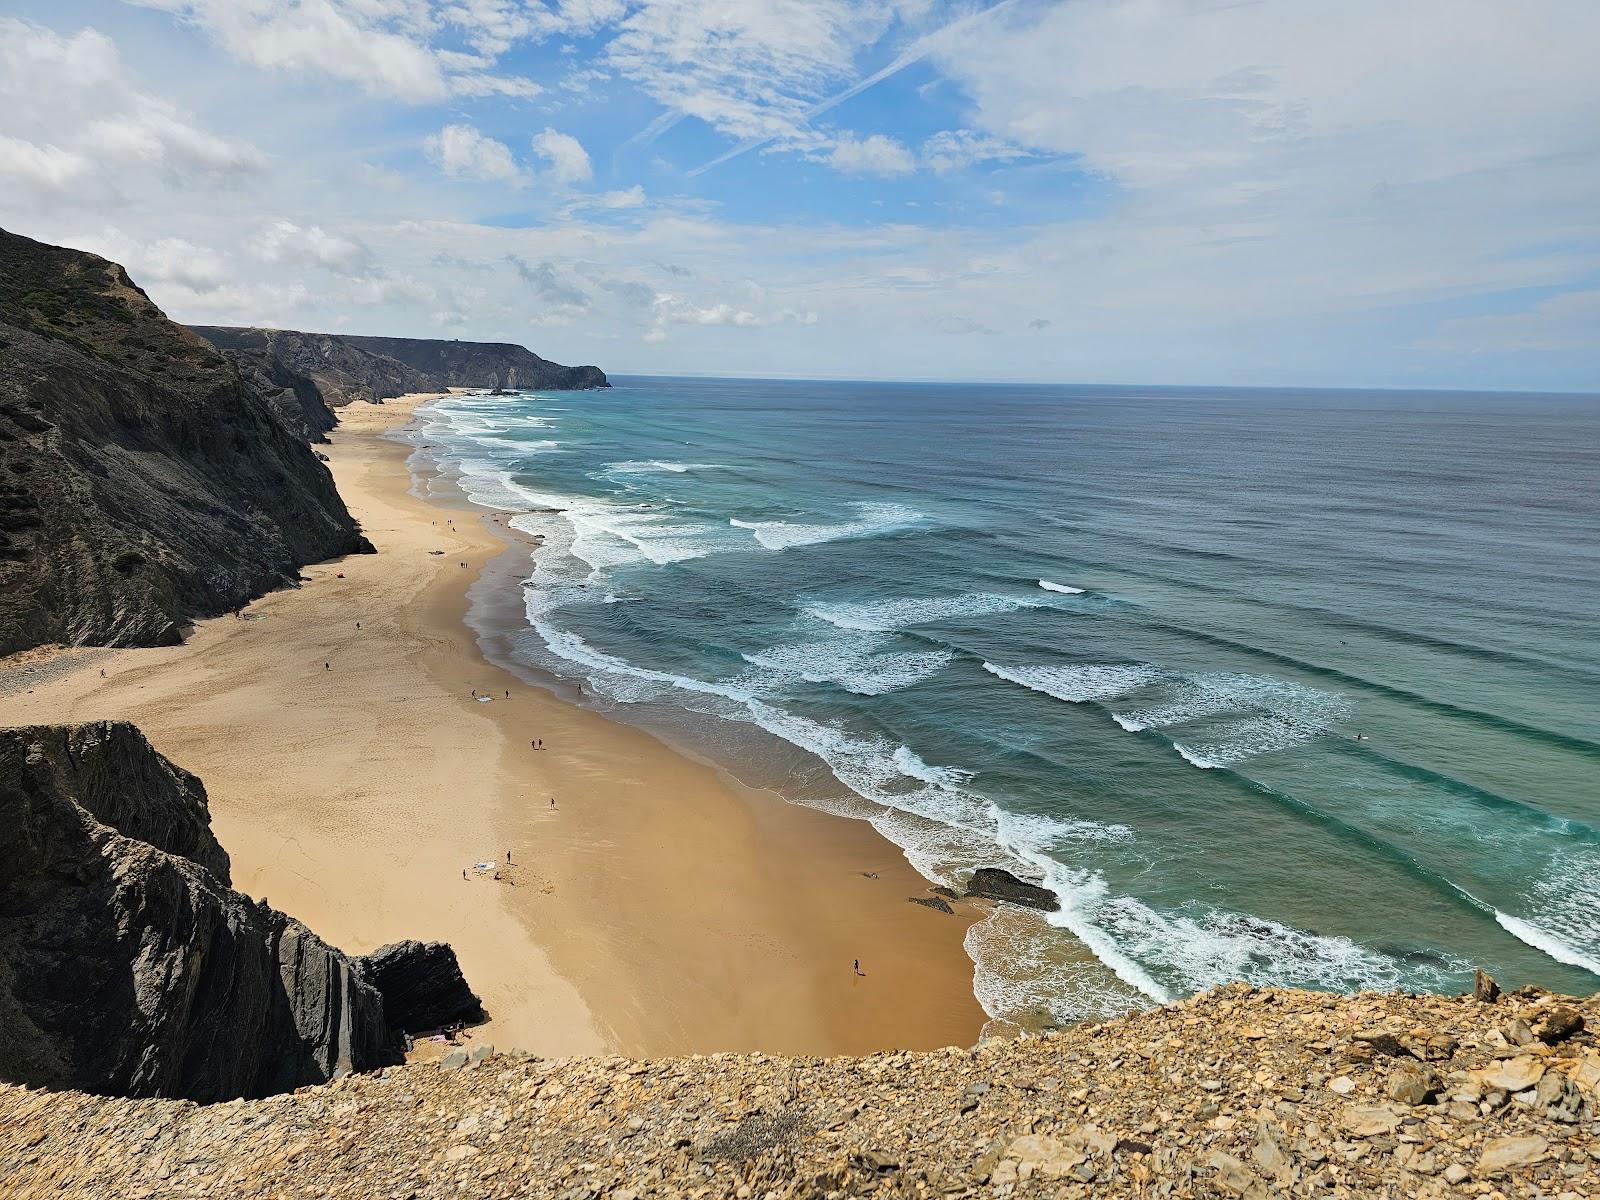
xmin=1 ymin=392 xmax=987 ymax=1057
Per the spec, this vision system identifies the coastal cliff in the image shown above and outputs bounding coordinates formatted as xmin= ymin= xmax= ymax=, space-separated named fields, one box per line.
xmin=0 ymin=230 xmax=371 ymax=656
xmin=1 ymin=983 xmax=1594 ymax=1197
xmin=191 ymin=326 xmax=609 ymax=408
xmin=0 ymin=721 xmax=491 ymax=1103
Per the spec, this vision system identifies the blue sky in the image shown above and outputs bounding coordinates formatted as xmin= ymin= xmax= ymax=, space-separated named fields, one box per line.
xmin=2 ymin=0 xmax=1597 ymax=389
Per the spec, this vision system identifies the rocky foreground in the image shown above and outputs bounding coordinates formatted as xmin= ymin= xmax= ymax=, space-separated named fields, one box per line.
xmin=3 ymin=983 xmax=1595 ymax=1199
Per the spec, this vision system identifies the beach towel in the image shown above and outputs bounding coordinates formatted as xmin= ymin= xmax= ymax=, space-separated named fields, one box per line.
xmin=476 ymin=696 xmax=493 ymax=703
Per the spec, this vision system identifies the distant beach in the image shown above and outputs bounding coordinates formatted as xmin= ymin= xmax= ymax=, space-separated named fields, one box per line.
xmin=3 ymin=391 xmax=986 ymax=1058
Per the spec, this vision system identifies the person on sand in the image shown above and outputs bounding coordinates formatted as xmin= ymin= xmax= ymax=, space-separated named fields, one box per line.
xmin=324 ymin=662 xmax=330 ymax=671
xmin=506 ymin=850 xmax=512 ymax=864
xmin=462 ymin=869 xmax=467 ymax=880
xmin=853 ymin=959 xmax=865 ymax=977
xmin=550 ymin=797 xmax=556 ymax=809
xmin=494 ymin=871 xmax=501 ymax=881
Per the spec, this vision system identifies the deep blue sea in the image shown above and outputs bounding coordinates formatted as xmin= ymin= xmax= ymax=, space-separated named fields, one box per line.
xmin=404 ymin=377 xmax=1600 ymax=1027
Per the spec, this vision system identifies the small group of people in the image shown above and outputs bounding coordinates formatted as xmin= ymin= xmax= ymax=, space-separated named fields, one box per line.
xmin=463 ymin=851 xmax=519 ymax=883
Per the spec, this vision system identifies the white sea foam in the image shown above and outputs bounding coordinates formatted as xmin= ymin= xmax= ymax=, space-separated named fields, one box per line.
xmin=742 ymin=633 xmax=953 ymax=696
xmin=606 ymin=459 xmax=720 ymax=475
xmin=1038 ymin=579 xmax=1085 ymax=594
xmin=892 ymin=745 xmax=976 ymax=788
xmin=731 ymin=501 xmax=923 ymax=551
xmin=1494 ymin=846 xmax=1600 ymax=976
xmin=808 ymin=592 xmax=1038 ymax=633
xmin=1111 ymin=714 xmax=1147 ymax=731
xmin=1173 ymin=743 xmax=1225 ymax=769
xmin=964 ymin=906 xmax=1148 ymax=1027
xmin=993 ymin=808 xmax=1135 ymax=849
xmin=983 ymin=661 xmax=1158 ymax=704
xmin=1119 ymin=673 xmax=1352 ymax=768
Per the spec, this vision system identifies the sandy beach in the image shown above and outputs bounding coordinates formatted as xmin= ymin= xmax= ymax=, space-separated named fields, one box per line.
xmin=0 ymin=392 xmax=987 ymax=1058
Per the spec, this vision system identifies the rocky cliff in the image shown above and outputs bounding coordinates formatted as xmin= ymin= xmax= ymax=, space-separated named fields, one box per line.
xmin=0 ymin=722 xmax=399 ymax=1102
xmin=1 ymin=982 xmax=1595 ymax=1198
xmin=0 ymin=229 xmax=371 ymax=656
xmin=0 ymin=722 xmax=483 ymax=1106
xmin=191 ymin=326 xmax=609 ymax=408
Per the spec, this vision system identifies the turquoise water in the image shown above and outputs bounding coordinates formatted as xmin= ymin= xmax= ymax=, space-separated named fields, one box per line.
xmin=405 ymin=378 xmax=1600 ymax=1024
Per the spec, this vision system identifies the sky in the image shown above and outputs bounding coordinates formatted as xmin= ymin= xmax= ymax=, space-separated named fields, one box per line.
xmin=1 ymin=0 xmax=1597 ymax=389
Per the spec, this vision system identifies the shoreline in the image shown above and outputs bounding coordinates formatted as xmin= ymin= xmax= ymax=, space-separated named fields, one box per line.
xmin=1 ymin=392 xmax=988 ymax=1058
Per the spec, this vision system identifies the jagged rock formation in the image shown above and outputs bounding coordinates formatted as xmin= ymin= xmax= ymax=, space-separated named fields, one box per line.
xmin=0 ymin=229 xmax=371 ymax=656
xmin=964 ymin=867 xmax=1060 ymax=911
xmin=0 ymin=722 xmax=403 ymax=1102
xmin=357 ymin=940 xmax=485 ymax=1033
xmin=220 ymin=343 xmax=340 ymax=443
xmin=2 ymin=983 xmax=1595 ymax=1198
xmin=191 ymin=326 xmax=609 ymax=408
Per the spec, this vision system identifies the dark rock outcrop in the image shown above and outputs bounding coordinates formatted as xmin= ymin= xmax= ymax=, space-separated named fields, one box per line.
xmin=191 ymin=326 xmax=609 ymax=408
xmin=0 ymin=722 xmax=403 ymax=1102
xmin=0 ymin=229 xmax=372 ymax=656
xmin=963 ymin=867 xmax=1060 ymax=912
xmin=357 ymin=940 xmax=484 ymax=1033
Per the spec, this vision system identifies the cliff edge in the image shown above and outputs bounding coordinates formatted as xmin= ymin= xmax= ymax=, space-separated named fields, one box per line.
xmin=0 ymin=230 xmax=371 ymax=656
xmin=191 ymin=326 xmax=609 ymax=408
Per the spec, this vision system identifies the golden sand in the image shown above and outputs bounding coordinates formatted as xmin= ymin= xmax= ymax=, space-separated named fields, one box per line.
xmin=2 ymin=393 xmax=986 ymax=1057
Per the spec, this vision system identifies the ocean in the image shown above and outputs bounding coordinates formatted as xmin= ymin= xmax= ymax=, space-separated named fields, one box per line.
xmin=402 ymin=377 xmax=1600 ymax=1027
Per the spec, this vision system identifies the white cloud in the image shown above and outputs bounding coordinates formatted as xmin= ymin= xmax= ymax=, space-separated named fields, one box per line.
xmin=0 ymin=133 xmax=95 ymax=200
xmin=1421 ymin=291 xmax=1600 ymax=354
xmin=425 ymin=124 xmax=522 ymax=182
xmin=249 ymin=220 xmax=372 ymax=274
xmin=595 ymin=185 xmax=646 ymax=209
xmin=0 ymin=19 xmax=264 ymax=205
xmin=531 ymin=128 xmax=593 ymax=186
xmin=343 ymin=275 xmax=437 ymax=306
xmin=652 ymin=295 xmax=761 ymax=328
xmin=73 ymin=228 xmax=232 ymax=294
xmin=826 ymin=132 xmax=915 ymax=177
xmin=128 ymin=0 xmax=540 ymax=100
xmin=921 ymin=129 xmax=1028 ymax=174
xmin=606 ymin=1 xmax=904 ymax=146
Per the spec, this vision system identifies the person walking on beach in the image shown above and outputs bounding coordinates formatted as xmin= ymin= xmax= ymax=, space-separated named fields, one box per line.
xmin=324 ymin=662 xmax=330 ymax=671
xmin=506 ymin=850 xmax=512 ymax=864
xmin=853 ymin=959 xmax=865 ymax=977
xmin=462 ymin=869 xmax=467 ymax=880
xmin=550 ymin=797 xmax=556 ymax=809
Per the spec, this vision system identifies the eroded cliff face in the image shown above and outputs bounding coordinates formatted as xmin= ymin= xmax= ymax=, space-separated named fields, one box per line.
xmin=191 ymin=326 xmax=609 ymax=407
xmin=0 ymin=723 xmax=397 ymax=1102
xmin=0 ymin=229 xmax=372 ymax=656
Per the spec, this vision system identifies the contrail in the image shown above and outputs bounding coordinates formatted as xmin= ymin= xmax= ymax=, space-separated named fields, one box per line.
xmin=616 ymin=109 xmax=686 ymax=156
xmin=685 ymin=0 xmax=1020 ymax=178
